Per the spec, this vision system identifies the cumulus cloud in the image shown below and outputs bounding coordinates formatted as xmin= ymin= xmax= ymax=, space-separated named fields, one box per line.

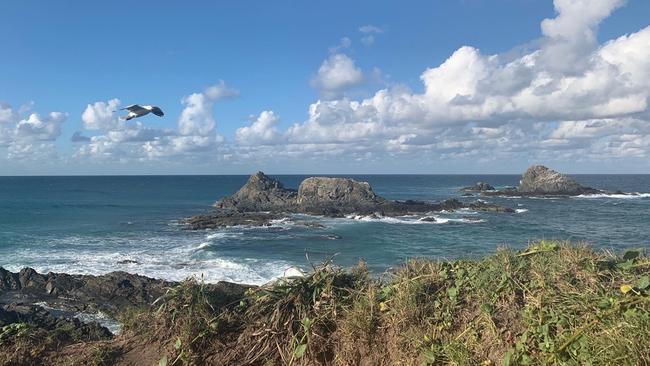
xmin=236 ymin=0 xmax=650 ymax=165
xmin=81 ymin=99 xmax=121 ymax=130
xmin=5 ymin=0 xmax=650 ymax=169
xmin=73 ymin=81 xmax=236 ymax=162
xmin=15 ymin=112 xmax=66 ymax=141
xmin=310 ymin=54 xmax=364 ymax=99
xmin=235 ymin=111 xmax=282 ymax=146
xmin=0 ymin=104 xmax=66 ymax=160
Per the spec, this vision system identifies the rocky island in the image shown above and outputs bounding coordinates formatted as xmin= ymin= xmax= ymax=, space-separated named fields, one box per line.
xmin=462 ymin=165 xmax=603 ymax=197
xmin=185 ymin=172 xmax=514 ymax=229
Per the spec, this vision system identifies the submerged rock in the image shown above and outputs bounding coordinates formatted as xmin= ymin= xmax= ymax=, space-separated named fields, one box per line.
xmin=469 ymin=200 xmax=515 ymax=213
xmin=183 ymin=210 xmax=283 ymax=230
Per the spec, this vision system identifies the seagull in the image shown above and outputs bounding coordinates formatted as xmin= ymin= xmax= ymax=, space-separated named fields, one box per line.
xmin=120 ymin=104 xmax=164 ymax=121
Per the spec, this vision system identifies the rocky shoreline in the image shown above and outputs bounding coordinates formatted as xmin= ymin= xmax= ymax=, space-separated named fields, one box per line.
xmin=0 ymin=266 xmax=251 ymax=362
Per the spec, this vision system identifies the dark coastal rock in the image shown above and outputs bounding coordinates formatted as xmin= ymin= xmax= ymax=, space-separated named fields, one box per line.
xmin=0 ymin=267 xmax=251 ymax=314
xmin=460 ymin=182 xmax=495 ymax=192
xmin=469 ymin=200 xmax=515 ymax=213
xmin=183 ymin=210 xmax=283 ymax=230
xmin=419 ymin=216 xmax=437 ymax=222
xmin=215 ymin=171 xmax=297 ymax=211
xmin=117 ymin=259 xmax=139 ymax=265
xmin=0 ymin=303 xmax=112 ymax=341
xmin=0 ymin=267 xmax=173 ymax=314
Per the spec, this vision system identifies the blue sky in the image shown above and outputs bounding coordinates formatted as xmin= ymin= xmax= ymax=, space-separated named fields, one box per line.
xmin=1 ymin=0 xmax=650 ymax=174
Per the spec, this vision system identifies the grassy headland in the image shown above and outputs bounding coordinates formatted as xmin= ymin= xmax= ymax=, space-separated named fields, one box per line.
xmin=2 ymin=241 xmax=649 ymax=365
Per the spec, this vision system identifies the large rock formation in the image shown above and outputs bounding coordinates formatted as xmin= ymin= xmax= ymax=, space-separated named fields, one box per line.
xmin=215 ymin=172 xmax=297 ymax=211
xmin=187 ymin=172 xmax=515 ymax=228
xmin=517 ymin=165 xmax=599 ymax=195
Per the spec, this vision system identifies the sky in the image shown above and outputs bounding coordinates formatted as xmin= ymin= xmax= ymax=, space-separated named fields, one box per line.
xmin=1 ymin=0 xmax=650 ymax=175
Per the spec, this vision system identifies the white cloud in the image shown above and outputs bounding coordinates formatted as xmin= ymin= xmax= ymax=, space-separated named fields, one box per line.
xmin=0 ymin=104 xmax=67 ymax=160
xmin=359 ymin=25 xmax=383 ymax=34
xmin=204 ymin=80 xmax=240 ymax=100
xmin=329 ymin=37 xmax=352 ymax=53
xmin=73 ymin=82 xmax=236 ymax=162
xmin=310 ymin=54 xmax=364 ymax=99
xmin=359 ymin=25 xmax=384 ymax=46
xmin=81 ymin=99 xmax=121 ymax=130
xmin=15 ymin=112 xmax=67 ymax=141
xmin=178 ymin=92 xmax=217 ymax=136
xmin=235 ymin=110 xmax=282 ymax=146
xmin=258 ymin=0 xmax=650 ymax=164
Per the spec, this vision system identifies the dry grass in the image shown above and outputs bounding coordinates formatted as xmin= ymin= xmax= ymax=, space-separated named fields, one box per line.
xmin=120 ymin=241 xmax=649 ymax=365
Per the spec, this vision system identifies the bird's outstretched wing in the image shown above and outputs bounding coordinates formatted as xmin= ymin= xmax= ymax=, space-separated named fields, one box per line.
xmin=121 ymin=104 xmax=146 ymax=113
xmin=150 ymin=106 xmax=164 ymax=117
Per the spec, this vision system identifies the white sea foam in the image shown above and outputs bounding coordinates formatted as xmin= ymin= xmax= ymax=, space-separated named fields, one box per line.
xmin=577 ymin=193 xmax=650 ymax=199
xmin=74 ymin=311 xmax=122 ymax=334
xmin=344 ymin=214 xmax=483 ymax=225
xmin=2 ymin=234 xmax=290 ymax=285
xmin=195 ymin=241 xmax=212 ymax=250
xmin=515 ymin=209 xmax=529 ymax=214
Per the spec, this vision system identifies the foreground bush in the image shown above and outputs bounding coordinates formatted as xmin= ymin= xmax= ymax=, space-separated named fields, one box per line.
xmin=126 ymin=241 xmax=649 ymax=365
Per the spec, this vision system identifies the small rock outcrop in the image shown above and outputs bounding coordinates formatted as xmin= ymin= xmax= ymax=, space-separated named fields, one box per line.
xmin=482 ymin=165 xmax=603 ymax=197
xmin=460 ymin=182 xmax=495 ymax=192
xmin=215 ymin=172 xmax=297 ymax=211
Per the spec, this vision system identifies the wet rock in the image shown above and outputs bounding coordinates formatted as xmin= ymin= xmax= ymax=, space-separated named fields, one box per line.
xmin=0 ymin=303 xmax=112 ymax=341
xmin=460 ymin=182 xmax=495 ymax=192
xmin=183 ymin=210 xmax=283 ymax=230
xmin=419 ymin=216 xmax=437 ymax=222
xmin=469 ymin=200 xmax=515 ymax=213
xmin=117 ymin=259 xmax=139 ymax=265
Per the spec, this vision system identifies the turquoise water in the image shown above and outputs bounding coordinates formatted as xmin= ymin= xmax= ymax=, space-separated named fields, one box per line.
xmin=1 ymin=175 xmax=649 ymax=284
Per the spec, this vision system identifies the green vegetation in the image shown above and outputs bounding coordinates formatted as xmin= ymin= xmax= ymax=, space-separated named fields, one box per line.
xmin=125 ymin=241 xmax=649 ymax=365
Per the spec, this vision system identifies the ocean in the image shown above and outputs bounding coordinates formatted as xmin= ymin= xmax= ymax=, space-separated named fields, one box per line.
xmin=1 ymin=175 xmax=649 ymax=285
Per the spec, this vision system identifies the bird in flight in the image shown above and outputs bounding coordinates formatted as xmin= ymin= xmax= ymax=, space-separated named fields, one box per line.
xmin=120 ymin=104 xmax=164 ymax=121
